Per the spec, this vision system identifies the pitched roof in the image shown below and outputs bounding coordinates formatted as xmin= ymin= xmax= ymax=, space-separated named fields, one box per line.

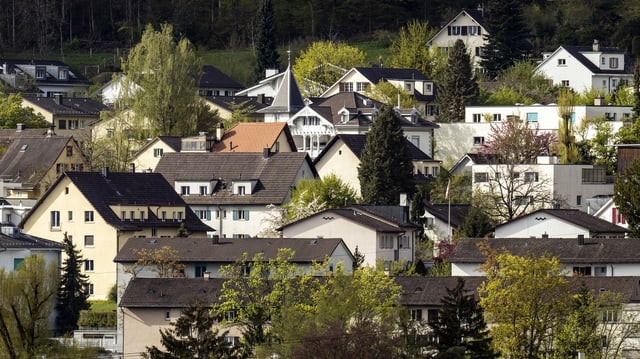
xmin=313 ymin=134 xmax=433 ymax=164
xmin=211 ymin=122 xmax=296 ymax=153
xmin=423 ymin=203 xmax=470 ymax=227
xmin=256 ymin=65 xmax=305 ymax=114
xmin=22 ymin=96 xmax=107 ymax=116
xmin=20 ymin=171 xmax=212 ymax=232
xmin=562 ymin=46 xmax=630 ymax=75
xmin=119 ymin=277 xmax=225 ymax=308
xmin=448 ymin=237 xmax=640 ymax=264
xmin=0 ymin=228 xmax=64 ymax=249
xmin=155 ymin=152 xmax=316 ymax=205
xmin=203 ymin=95 xmax=271 ymax=112
xmin=115 ymin=236 xmax=348 ymax=263
xmin=0 ymin=136 xmax=75 ymax=186
xmin=199 ymin=65 xmax=243 ymax=89
xmin=497 ymin=209 xmax=628 ymax=235
xmin=0 ymin=59 xmax=91 ymax=85
xmin=427 ymin=8 xmax=486 ymax=46
xmin=354 ymin=67 xmax=429 ymax=83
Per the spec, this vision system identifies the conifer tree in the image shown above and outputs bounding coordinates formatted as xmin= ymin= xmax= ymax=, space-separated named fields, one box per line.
xmin=436 ymin=39 xmax=479 ymax=122
xmin=56 ymin=232 xmax=90 ymax=335
xmin=431 ymin=277 xmax=498 ymax=359
xmin=254 ymin=0 xmax=280 ymax=82
xmin=358 ymin=105 xmax=414 ymax=205
xmin=480 ymin=0 xmax=529 ymax=79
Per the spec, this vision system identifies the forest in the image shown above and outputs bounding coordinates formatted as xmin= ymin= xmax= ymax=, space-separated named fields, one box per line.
xmin=1 ymin=0 xmax=639 ymax=59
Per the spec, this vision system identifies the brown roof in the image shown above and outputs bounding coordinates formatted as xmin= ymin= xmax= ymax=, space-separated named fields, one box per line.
xmin=114 ymin=236 xmax=349 ymax=263
xmin=211 ymin=122 xmax=296 ymax=153
xmin=155 ymin=152 xmax=317 ymax=205
xmin=119 ymin=277 xmax=225 ymax=308
xmin=449 ymin=237 xmax=640 ymax=264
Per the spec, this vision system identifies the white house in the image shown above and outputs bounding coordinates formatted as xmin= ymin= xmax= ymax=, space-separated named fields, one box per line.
xmin=0 ymin=225 xmax=63 ymax=272
xmin=0 ymin=59 xmax=91 ymax=97
xmin=593 ymin=197 xmax=628 ymax=229
xmin=535 ymin=40 xmax=633 ymax=94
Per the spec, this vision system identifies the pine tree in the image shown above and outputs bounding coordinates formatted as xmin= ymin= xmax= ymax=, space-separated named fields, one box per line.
xmin=358 ymin=105 xmax=414 ymax=205
xmin=480 ymin=0 xmax=529 ymax=79
xmin=431 ymin=277 xmax=498 ymax=359
xmin=436 ymin=39 xmax=479 ymax=122
xmin=56 ymin=232 xmax=90 ymax=335
xmin=254 ymin=0 xmax=280 ymax=82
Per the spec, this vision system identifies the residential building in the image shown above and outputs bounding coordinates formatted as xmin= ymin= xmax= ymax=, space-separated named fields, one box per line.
xmin=128 ymin=136 xmax=183 ymax=173
xmin=313 ymin=134 xmax=440 ymax=196
xmin=279 ymin=205 xmax=419 ymax=269
xmin=197 ymin=65 xmax=243 ymax=97
xmin=421 ymin=203 xmax=470 ymax=244
xmin=0 ymin=59 xmax=92 ymax=97
xmin=154 ymin=151 xmax=317 ymax=238
xmin=256 ymin=64 xmax=305 ymax=123
xmin=535 ymin=40 xmax=633 ymax=94
xmin=202 ymin=95 xmax=270 ymax=122
xmin=19 ymin=170 xmax=212 ymax=299
xmin=426 ymin=7 xmax=488 ymax=69
xmin=211 ymin=122 xmax=297 ymax=153
xmin=236 ymin=68 xmax=285 ymax=98
xmin=494 ymin=208 xmax=628 ymax=239
xmin=0 ymin=225 xmax=63 ymax=272
xmin=593 ymin=197 xmax=628 ymax=229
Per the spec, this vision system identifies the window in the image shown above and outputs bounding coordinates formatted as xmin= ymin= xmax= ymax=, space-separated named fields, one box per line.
xmin=514 ymin=196 xmax=533 ymax=206
xmin=594 ymin=266 xmax=607 ymax=276
xmin=526 ymin=112 xmax=538 ymax=122
xmin=432 ymin=167 xmax=439 ymax=177
xmin=424 ymin=83 xmax=433 ymax=93
xmin=410 ymin=136 xmax=420 ymax=148
xmin=199 ymin=186 xmax=208 ymax=195
xmin=576 ymin=195 xmax=582 ymax=206
xmin=399 ymin=235 xmax=410 ymax=249
xmin=582 ymin=168 xmax=606 ymax=183
xmin=601 ymin=57 xmax=606 ymax=65
xmin=468 ymin=25 xmax=479 ymax=35
xmin=68 ymin=119 xmax=78 ymax=130
xmin=130 ymin=211 xmax=135 ymax=220
xmin=602 ymin=310 xmax=618 ymax=323
xmin=427 ymin=309 xmax=439 ymax=324
xmin=85 ymin=260 xmax=94 ymax=272
xmin=573 ymin=266 xmax=592 ymax=276
xmin=68 ymin=211 xmax=73 ymax=221
xmin=85 ymin=283 xmax=94 ymax=295
xmin=224 ymin=310 xmax=236 ymax=322
xmin=58 ymin=68 xmax=68 ymax=79
xmin=524 ymin=172 xmax=539 ymax=182
xmin=35 ymin=66 xmax=46 ymax=79
xmin=472 ymin=113 xmax=482 ymax=123
xmin=180 ymin=186 xmax=190 ymax=195
xmin=66 ymin=146 xmax=73 ymax=157
xmin=165 ymin=311 xmax=171 ymax=321
xmin=72 ymin=163 xmax=83 ymax=171
xmin=58 ymin=119 xmax=67 ymax=130
xmin=473 ymin=136 xmax=485 ymax=146
xmin=561 ymin=80 xmax=570 ymax=87
xmin=405 ymin=83 xmax=413 ymax=92
xmin=153 ymin=148 xmax=164 ymax=157
xmin=493 ymin=113 xmax=502 ymax=121
xmin=339 ymin=82 xmax=353 ymax=92
xmin=379 ymin=235 xmax=394 ymax=249
xmin=13 ymin=258 xmax=24 ymax=270
xmin=449 ymin=25 xmax=461 ymax=35
xmin=84 ymin=210 xmax=94 ymax=222
xmin=84 ymin=235 xmax=94 ymax=246
xmin=303 ymin=117 xmax=320 ymax=126
xmin=610 ymin=57 xmax=619 ymax=69
xmin=195 ymin=210 xmax=211 ymax=220
xmin=356 ymin=82 xmax=367 ymax=91
xmin=195 ymin=263 xmax=207 ymax=277
xmin=161 ymin=211 xmax=167 ymax=221
xmin=151 ymin=228 xmax=157 ymax=236
xmin=140 ymin=211 xmax=146 ymax=221
xmin=233 ymin=210 xmax=249 ymax=221
xmin=557 ymin=58 xmax=566 ymax=66
xmin=51 ymin=211 xmax=60 ymax=229
xmin=474 ymin=172 xmax=488 ymax=183
xmin=237 ymin=186 xmax=246 ymax=195
xmin=410 ymin=309 xmax=422 ymax=321
xmin=121 ymin=211 xmax=126 ymax=220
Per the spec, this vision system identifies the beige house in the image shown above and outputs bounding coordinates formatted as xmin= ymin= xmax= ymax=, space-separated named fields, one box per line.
xmin=19 ymin=170 xmax=212 ymax=299
xmin=128 ymin=136 xmax=183 ymax=173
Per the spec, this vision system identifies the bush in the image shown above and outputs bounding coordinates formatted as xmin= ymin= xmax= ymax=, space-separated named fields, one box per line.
xmin=108 ymin=284 xmax=117 ymax=302
xmin=77 ymin=310 xmax=116 ymax=328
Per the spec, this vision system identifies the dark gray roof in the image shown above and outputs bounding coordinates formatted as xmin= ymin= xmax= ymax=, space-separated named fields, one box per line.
xmin=20 ymin=171 xmax=212 ymax=232
xmin=423 ymin=203 xmax=470 ymax=227
xmin=199 ymin=65 xmax=243 ymax=89
xmin=203 ymin=95 xmax=271 ymax=112
xmin=0 ymin=228 xmax=64 ymax=249
xmin=562 ymin=46 xmax=631 ymax=74
xmin=157 ymin=136 xmax=183 ymax=152
xmin=119 ymin=277 xmax=225 ymax=308
xmin=155 ymin=152 xmax=317 ymax=205
xmin=497 ymin=209 xmax=628 ymax=235
xmin=114 ymin=237 xmax=348 ymax=263
xmin=23 ymin=96 xmax=107 ymax=116
xmin=449 ymin=237 xmax=640 ymax=264
xmin=0 ymin=59 xmax=91 ymax=85
xmin=257 ymin=66 xmax=304 ymax=114
xmin=354 ymin=67 xmax=429 ymax=83
xmin=313 ymin=134 xmax=433 ymax=164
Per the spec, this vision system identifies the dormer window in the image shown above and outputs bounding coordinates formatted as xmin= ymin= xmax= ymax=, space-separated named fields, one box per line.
xmin=58 ymin=68 xmax=68 ymax=80
xmin=423 ymin=82 xmax=433 ymax=95
xmin=35 ymin=66 xmax=46 ymax=79
xmin=237 ymin=186 xmax=246 ymax=195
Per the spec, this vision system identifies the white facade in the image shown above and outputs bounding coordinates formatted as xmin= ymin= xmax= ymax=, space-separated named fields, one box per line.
xmin=287 ymin=106 xmax=336 ymax=158
xmin=426 ymin=9 xmax=487 ymax=69
xmin=593 ymin=198 xmax=628 ymax=229
xmin=314 ymin=140 xmax=362 ymax=197
xmin=0 ymin=246 xmax=61 ymax=273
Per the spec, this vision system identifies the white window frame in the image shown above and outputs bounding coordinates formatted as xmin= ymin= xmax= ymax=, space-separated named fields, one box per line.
xmin=84 ymin=210 xmax=94 ymax=222
xmin=51 ymin=211 xmax=61 ymax=229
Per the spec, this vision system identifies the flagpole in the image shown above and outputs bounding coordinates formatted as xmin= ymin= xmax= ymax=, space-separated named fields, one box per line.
xmin=446 ymin=179 xmax=451 ymax=241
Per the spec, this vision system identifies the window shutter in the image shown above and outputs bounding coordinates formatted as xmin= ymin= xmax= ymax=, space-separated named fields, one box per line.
xmin=612 ymin=208 xmax=617 ymax=224
xmin=206 ymin=210 xmax=211 ymax=220
xmin=447 ymin=26 xmax=451 ymax=35
xmin=477 ymin=27 xmax=481 ymax=35
xmin=245 ymin=211 xmax=250 ymax=220
xmin=233 ymin=210 xmax=238 ymax=220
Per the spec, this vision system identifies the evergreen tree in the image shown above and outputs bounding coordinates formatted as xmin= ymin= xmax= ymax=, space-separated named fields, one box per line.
xmin=480 ymin=0 xmax=530 ymax=79
xmin=358 ymin=105 xmax=414 ymax=205
xmin=436 ymin=39 xmax=479 ymax=122
xmin=55 ymin=232 xmax=90 ymax=335
xmin=614 ymin=158 xmax=640 ymax=237
xmin=431 ymin=277 xmax=498 ymax=359
xmin=254 ymin=0 xmax=280 ymax=82
xmin=459 ymin=206 xmax=493 ymax=238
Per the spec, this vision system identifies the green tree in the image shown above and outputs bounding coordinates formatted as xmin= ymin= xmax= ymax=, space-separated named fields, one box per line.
xmin=55 ymin=233 xmax=90 ymax=335
xmin=120 ymin=23 xmax=207 ymax=136
xmin=389 ymin=20 xmax=443 ymax=81
xmin=459 ymin=206 xmax=493 ymax=238
xmin=144 ymin=301 xmax=243 ymax=359
xmin=479 ymin=253 xmax=572 ymax=359
xmin=556 ymin=89 xmax=581 ymax=164
xmin=284 ymin=174 xmax=359 ymax=221
xmin=480 ymin=0 xmax=530 ymax=79
xmin=576 ymin=115 xmax=616 ymax=174
xmin=0 ymin=93 xmax=47 ymax=129
xmin=554 ymin=285 xmax=601 ymax=359
xmin=0 ymin=255 xmax=58 ymax=359
xmin=86 ymin=111 xmax=145 ymax=171
xmin=480 ymin=61 xmax=556 ymax=105
xmin=364 ymin=80 xmax=416 ymax=108
xmin=436 ymin=39 xmax=479 ymax=122
xmin=634 ymin=62 xmax=640 ymax=117
xmin=358 ymin=105 xmax=414 ymax=205
xmin=431 ymin=277 xmax=497 ymax=359
xmin=293 ymin=41 xmax=367 ymax=97
xmin=429 ymin=172 xmax=472 ymax=204
xmin=614 ymin=157 xmax=640 ymax=237
xmin=254 ymin=0 xmax=279 ymax=82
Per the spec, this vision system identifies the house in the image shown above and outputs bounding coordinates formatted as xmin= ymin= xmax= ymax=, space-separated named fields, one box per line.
xmin=256 ymin=64 xmax=305 ymax=123
xmin=313 ymin=134 xmax=440 ymax=196
xmin=211 ymin=122 xmax=297 ymax=153
xmin=202 ymin=95 xmax=270 ymax=122
xmin=426 ymin=7 xmax=488 ymax=69
xmin=421 ymin=203 xmax=471 ymax=244
xmin=128 ymin=136 xmax=183 ymax=173
xmin=279 ymin=205 xmax=420 ymax=269
xmin=472 ymin=156 xmax=614 ymax=212
xmin=19 ymin=170 xmax=212 ymax=299
xmin=0 ymin=199 xmax=31 ymax=226
xmin=197 ymin=65 xmax=244 ymax=97
xmin=0 ymin=59 xmax=92 ymax=97
xmin=0 ymin=135 xmax=88 ymax=202
xmin=494 ymin=208 xmax=628 ymax=239
xmin=535 ymin=40 xmax=633 ymax=94
xmin=593 ymin=197 xmax=628 ymax=229
xmin=320 ymin=67 xmax=437 ymax=117
xmin=154 ymin=151 xmax=317 ymax=238
xmin=449 ymin=237 xmax=640 ymax=277
xmin=0 ymin=224 xmax=63 ymax=272
xmin=236 ymin=68 xmax=285 ymax=98
xmin=449 ymin=153 xmax=500 ymax=176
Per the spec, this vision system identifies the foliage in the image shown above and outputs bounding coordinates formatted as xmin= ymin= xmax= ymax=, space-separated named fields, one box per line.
xmin=436 ymin=39 xmax=479 ymax=122
xmin=576 ymin=115 xmax=616 ymax=174
xmin=483 ymin=61 xmax=557 ymax=105
xmin=284 ymin=174 xmax=359 ymax=221
xmin=0 ymin=93 xmax=48 ymax=129
xmin=595 ymin=290 xmax=640 ymax=359
xmin=144 ymin=302 xmax=243 ymax=359
xmin=85 ymin=110 xmax=144 ymax=171
xmin=364 ymin=80 xmax=416 ymax=108
xmin=483 ymin=115 xmax=557 ymax=164
xmin=574 ymin=87 xmax=613 ymax=106
xmin=431 ymin=277 xmax=498 ymax=359
xmin=119 ymin=23 xmax=210 ymax=136
xmin=479 ymin=253 xmax=572 ymax=359
xmin=482 ymin=85 xmax=534 ymax=106
xmin=614 ymin=158 xmax=640 ymax=237
xmin=429 ymin=171 xmax=472 ymax=204
xmin=293 ymin=41 xmax=367 ymax=97
xmin=388 ymin=20 xmax=440 ymax=80
xmin=556 ymin=89 xmax=581 ymax=164
xmin=124 ymin=246 xmax=186 ymax=278
xmin=358 ymin=105 xmax=414 ymax=205
xmin=254 ymin=0 xmax=280 ymax=82
xmin=554 ymin=285 xmax=601 ymax=359
xmin=77 ymin=311 xmax=117 ymax=328
xmin=480 ymin=0 xmax=530 ymax=79
xmin=223 ymin=99 xmax=257 ymax=129
xmin=0 ymin=255 xmax=58 ymax=359
xmin=459 ymin=206 xmax=493 ymax=238
xmin=55 ymin=233 xmax=90 ymax=335
xmin=108 ymin=284 xmax=118 ymax=302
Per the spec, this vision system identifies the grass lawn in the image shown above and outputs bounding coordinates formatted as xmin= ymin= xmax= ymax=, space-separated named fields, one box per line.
xmin=89 ymin=300 xmax=116 ymax=313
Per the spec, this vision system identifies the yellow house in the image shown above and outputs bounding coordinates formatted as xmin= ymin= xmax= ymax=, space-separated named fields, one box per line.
xmin=20 ymin=170 xmax=212 ymax=299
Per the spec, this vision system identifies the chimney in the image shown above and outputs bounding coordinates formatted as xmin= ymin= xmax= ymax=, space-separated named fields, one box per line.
xmin=129 ymin=163 xmax=135 ymax=173
xmin=54 ymin=93 xmax=63 ymax=105
xmin=46 ymin=124 xmax=56 ymax=137
xmin=215 ymin=122 xmax=224 ymax=141
xmin=263 ymin=147 xmax=271 ymax=158
xmin=203 ymin=271 xmax=210 ymax=280
xmin=211 ymin=235 xmax=219 ymax=245
xmin=16 ymin=123 xmax=24 ymax=132
xmin=541 ymin=233 xmax=549 ymax=239
xmin=577 ymin=234 xmax=585 ymax=245
xmin=101 ymin=167 xmax=109 ymax=178
xmin=593 ymin=39 xmax=600 ymax=52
